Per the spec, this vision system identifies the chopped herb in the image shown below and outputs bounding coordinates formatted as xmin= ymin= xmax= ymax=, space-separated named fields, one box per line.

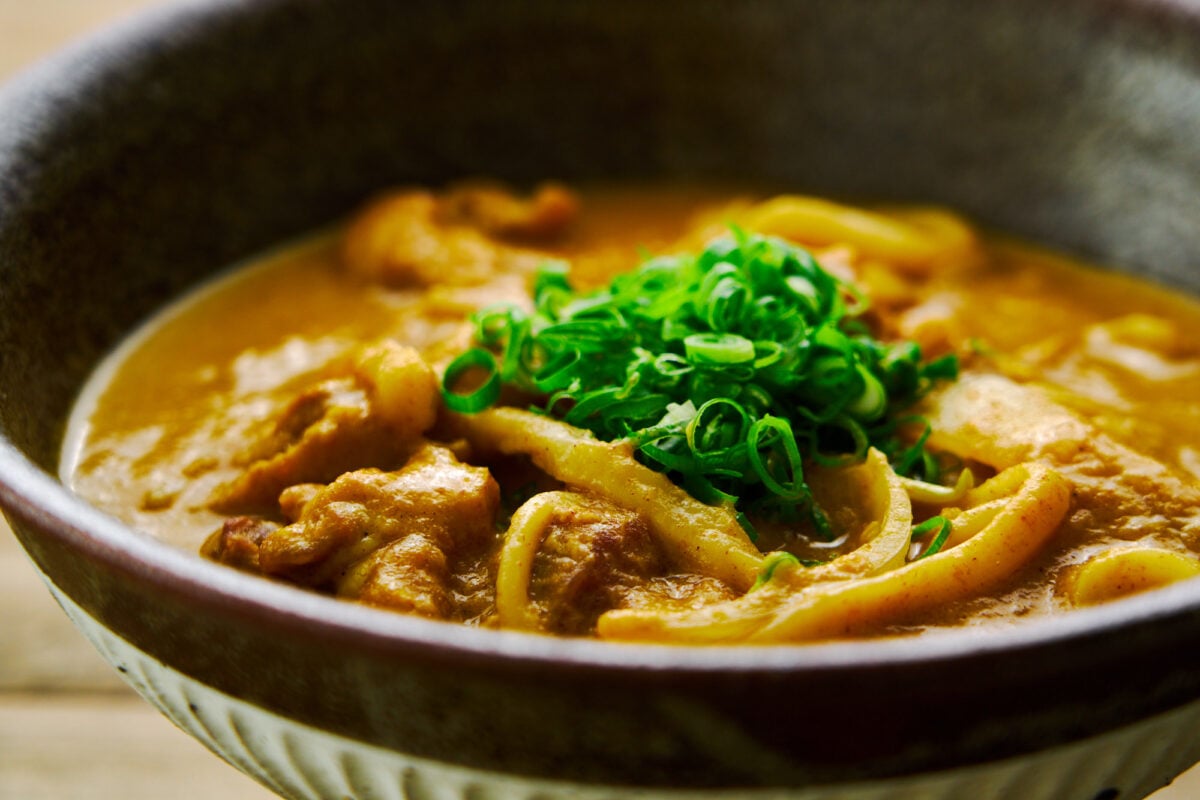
xmin=899 ymin=469 xmax=975 ymax=505
xmin=750 ymin=549 xmax=827 ymax=590
xmin=736 ymin=510 xmax=760 ymax=543
xmin=441 ymin=230 xmax=957 ymax=527
xmin=751 ymin=551 xmax=802 ymax=590
xmin=911 ymin=516 xmax=953 ymax=559
xmin=441 ymin=348 xmax=502 ymax=413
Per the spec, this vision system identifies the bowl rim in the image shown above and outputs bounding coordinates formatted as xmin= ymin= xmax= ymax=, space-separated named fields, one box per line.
xmin=7 ymin=435 xmax=1200 ymax=676
xmin=3 ymin=0 xmax=1200 ymax=679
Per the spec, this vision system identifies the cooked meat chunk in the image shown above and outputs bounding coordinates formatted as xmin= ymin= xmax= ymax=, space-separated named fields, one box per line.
xmin=438 ymin=182 xmax=578 ymax=240
xmin=255 ymin=444 xmax=500 ymax=607
xmin=201 ymin=515 xmax=280 ymax=572
xmin=619 ymin=574 xmax=740 ymax=615
xmin=210 ymin=342 xmax=438 ymax=513
xmin=341 ymin=185 xmax=574 ymax=288
xmin=337 ymin=533 xmax=452 ymax=618
xmin=925 ymin=373 xmax=1200 ymax=542
xmin=354 ymin=340 xmax=440 ymax=437
xmin=209 ymin=378 xmax=396 ymax=512
xmin=527 ymin=495 xmax=668 ymax=635
xmin=278 ymin=482 xmax=322 ymax=522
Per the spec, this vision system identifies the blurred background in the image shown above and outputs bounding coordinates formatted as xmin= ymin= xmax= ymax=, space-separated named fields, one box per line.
xmin=0 ymin=2 xmax=1197 ymax=799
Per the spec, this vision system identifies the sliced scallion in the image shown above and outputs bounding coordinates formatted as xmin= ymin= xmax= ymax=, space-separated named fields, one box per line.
xmin=441 ymin=348 xmax=502 ymax=413
xmin=440 ymin=230 xmax=959 ymax=535
xmin=911 ymin=516 xmax=954 ymax=560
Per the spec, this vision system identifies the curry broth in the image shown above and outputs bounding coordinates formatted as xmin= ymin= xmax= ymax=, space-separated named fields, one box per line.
xmin=63 ymin=188 xmax=740 ymax=548
xmin=62 ymin=185 xmax=1200 ymax=639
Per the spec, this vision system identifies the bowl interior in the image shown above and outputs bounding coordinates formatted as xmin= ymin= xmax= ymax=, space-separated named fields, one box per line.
xmin=3 ymin=0 xmax=1200 ymax=468
xmin=4 ymin=0 xmax=1200 ymax=788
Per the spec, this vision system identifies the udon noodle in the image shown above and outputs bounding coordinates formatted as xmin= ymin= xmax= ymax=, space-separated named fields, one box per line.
xmin=63 ymin=184 xmax=1200 ymax=642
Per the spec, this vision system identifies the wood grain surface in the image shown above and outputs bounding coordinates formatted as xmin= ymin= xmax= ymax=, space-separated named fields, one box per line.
xmin=1 ymin=3 xmax=1198 ymax=799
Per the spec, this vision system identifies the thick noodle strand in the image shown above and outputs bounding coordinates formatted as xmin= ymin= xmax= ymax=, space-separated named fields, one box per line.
xmin=495 ymin=491 xmax=582 ymax=630
xmin=597 ymin=448 xmax=914 ymax=642
xmin=454 ymin=408 xmax=764 ymax=591
xmin=598 ymin=461 xmax=1069 ymax=643
xmin=751 ymin=462 xmax=1070 ymax=642
xmin=740 ymin=196 xmax=974 ymax=272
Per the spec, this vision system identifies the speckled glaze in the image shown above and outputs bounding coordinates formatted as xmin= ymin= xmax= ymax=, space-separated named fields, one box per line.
xmin=47 ymin=581 xmax=1200 ymax=800
xmin=1 ymin=0 xmax=1200 ymax=797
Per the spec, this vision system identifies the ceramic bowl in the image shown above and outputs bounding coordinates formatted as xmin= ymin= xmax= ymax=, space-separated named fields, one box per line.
xmin=3 ymin=1 xmax=1200 ymax=798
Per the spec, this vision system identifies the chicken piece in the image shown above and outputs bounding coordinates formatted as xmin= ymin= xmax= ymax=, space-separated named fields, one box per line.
xmin=354 ymin=340 xmax=440 ymax=437
xmin=337 ymin=533 xmax=453 ymax=618
xmin=256 ymin=444 xmax=499 ymax=597
xmin=438 ymin=181 xmax=578 ymax=240
xmin=341 ymin=185 xmax=573 ymax=288
xmin=210 ymin=342 xmax=439 ymax=514
xmin=204 ymin=446 xmax=497 ymax=621
xmin=201 ymin=515 xmax=280 ymax=572
xmin=924 ymin=373 xmax=1200 ymax=542
xmin=894 ymin=292 xmax=964 ymax=359
xmin=619 ymin=575 xmax=739 ymax=616
xmin=923 ymin=373 xmax=1092 ymax=468
xmin=209 ymin=378 xmax=396 ymax=512
xmin=519 ymin=494 xmax=668 ymax=635
xmin=278 ymin=483 xmax=322 ymax=522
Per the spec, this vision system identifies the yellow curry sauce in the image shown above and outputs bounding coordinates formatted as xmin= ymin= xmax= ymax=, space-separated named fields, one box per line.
xmin=62 ymin=184 xmax=1200 ymax=641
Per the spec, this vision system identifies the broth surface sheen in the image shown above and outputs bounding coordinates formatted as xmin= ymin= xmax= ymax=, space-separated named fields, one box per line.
xmin=63 ymin=184 xmax=1200 ymax=643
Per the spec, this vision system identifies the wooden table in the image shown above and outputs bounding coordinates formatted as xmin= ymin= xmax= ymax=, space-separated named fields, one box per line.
xmin=2 ymin=3 xmax=1199 ymax=799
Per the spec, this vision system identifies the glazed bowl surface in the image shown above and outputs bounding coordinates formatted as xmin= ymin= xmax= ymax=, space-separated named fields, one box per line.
xmin=3 ymin=1 xmax=1200 ymax=798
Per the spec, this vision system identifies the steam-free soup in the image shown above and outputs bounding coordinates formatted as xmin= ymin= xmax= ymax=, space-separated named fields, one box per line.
xmin=63 ymin=184 xmax=1200 ymax=642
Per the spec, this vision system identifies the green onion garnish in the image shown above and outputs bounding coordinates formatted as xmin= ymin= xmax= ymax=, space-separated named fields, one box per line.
xmin=441 ymin=229 xmax=957 ymax=530
xmin=441 ymin=348 xmax=502 ymax=413
xmin=911 ymin=516 xmax=953 ymax=559
xmin=684 ymin=332 xmax=757 ymax=364
xmin=751 ymin=551 xmax=802 ymax=591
